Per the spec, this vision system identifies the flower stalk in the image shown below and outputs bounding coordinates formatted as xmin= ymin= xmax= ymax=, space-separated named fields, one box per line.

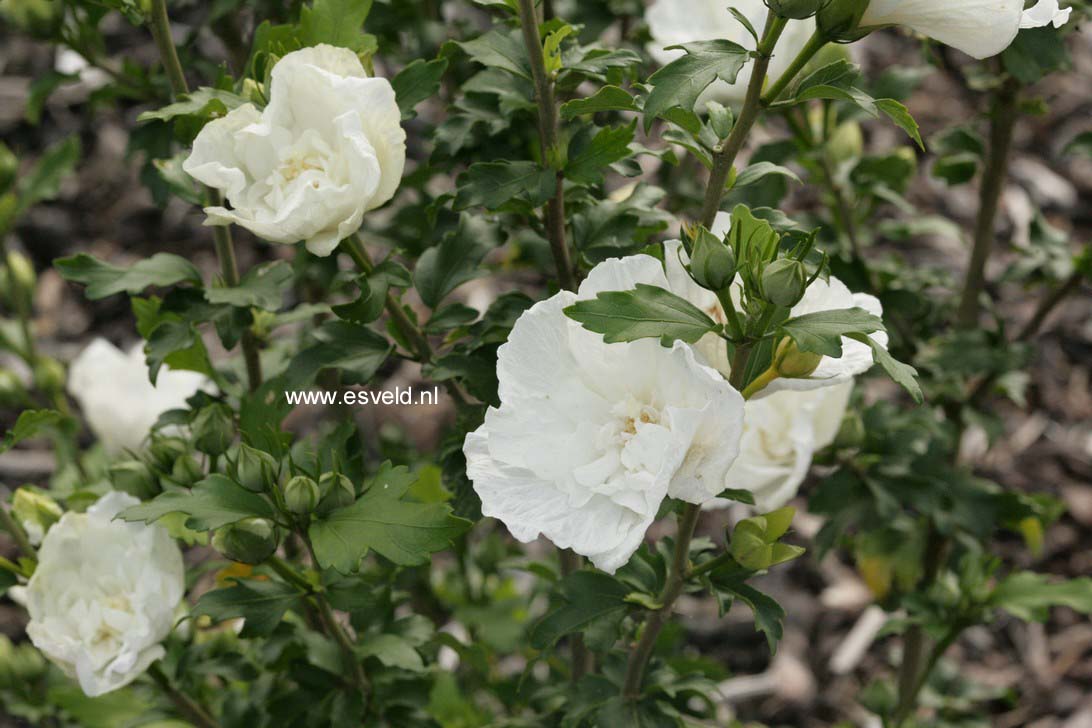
xmin=955 ymin=77 xmax=1020 ymax=329
xmin=148 ymin=663 xmax=220 ymax=728
xmin=516 ymin=0 xmax=577 ymax=292
xmin=146 ymin=0 xmax=263 ymax=392
xmin=699 ymin=13 xmax=790 ymax=228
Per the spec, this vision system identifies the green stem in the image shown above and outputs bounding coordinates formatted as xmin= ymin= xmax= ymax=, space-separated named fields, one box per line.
xmin=741 ymin=366 xmax=777 ymax=400
xmin=147 ymin=663 xmax=219 ymax=728
xmin=955 ymin=78 xmax=1019 ymax=329
xmin=621 ymin=502 xmax=702 ymax=699
xmin=761 ymin=29 xmax=828 ymax=107
xmin=559 ymin=549 xmax=591 ymax=682
xmin=146 ymin=0 xmax=262 ymax=392
xmin=516 ymin=0 xmax=577 ymax=291
xmin=699 ymin=13 xmax=789 ymax=228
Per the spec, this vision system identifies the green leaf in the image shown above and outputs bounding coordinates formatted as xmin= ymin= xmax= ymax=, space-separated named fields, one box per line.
xmin=300 ymin=0 xmax=375 ymax=49
xmin=780 ymin=307 xmax=885 ymax=358
xmin=455 ymin=29 xmax=531 ymax=80
xmin=144 ymin=318 xmax=214 ymax=383
xmin=566 ymin=122 xmax=636 ymax=185
xmin=990 ymin=573 xmax=1092 ymax=622
xmin=25 ymin=71 xmax=77 ymax=126
xmin=392 ymin=58 xmax=448 ymax=120
xmin=847 ymin=333 xmax=923 ymax=404
xmin=192 ymin=579 xmax=303 ymax=636
xmin=453 ymin=160 xmax=554 ymax=211
xmin=205 ymin=261 xmax=293 ymax=311
xmin=529 ymin=571 xmax=630 ymax=649
xmin=560 ymin=85 xmax=639 ymax=118
xmin=565 ymin=284 xmax=720 ymax=344
xmin=152 ymin=153 xmax=203 ymax=205
xmin=16 ymin=135 xmax=80 ymax=215
xmin=1064 ymin=131 xmax=1092 ymax=158
xmin=56 ymin=253 xmax=202 ymax=300
xmin=414 ymin=214 xmax=498 ymax=308
xmin=120 ymin=474 xmax=276 ymax=531
xmin=0 ymin=410 xmax=63 ymax=454
xmin=876 ymin=98 xmax=924 ymax=150
xmin=359 ymin=634 xmax=425 ymax=671
xmin=137 ymin=88 xmax=247 ymax=124
xmin=726 ymin=581 xmax=785 ymax=653
xmin=280 ymin=320 xmax=392 ymax=387
xmin=308 ymin=464 xmax=470 ymax=572
xmin=734 ymin=161 xmax=802 ymax=189
xmin=643 ymin=40 xmax=750 ymax=131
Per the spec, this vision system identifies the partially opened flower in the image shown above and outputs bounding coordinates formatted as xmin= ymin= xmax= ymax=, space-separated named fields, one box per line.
xmin=67 ymin=338 xmax=212 ymax=453
xmin=464 ymin=257 xmax=745 ymax=573
xmin=183 ymin=44 xmax=406 ymax=256
xmin=646 ymin=0 xmax=817 ymax=104
xmin=830 ymin=0 xmax=1074 ymax=59
xmin=705 ymin=382 xmax=852 ymax=512
xmin=24 ymin=491 xmax=185 ymax=696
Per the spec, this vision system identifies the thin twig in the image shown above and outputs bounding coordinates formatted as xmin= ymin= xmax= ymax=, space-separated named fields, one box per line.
xmin=148 ymin=663 xmax=219 ymax=728
xmin=559 ymin=549 xmax=592 ymax=682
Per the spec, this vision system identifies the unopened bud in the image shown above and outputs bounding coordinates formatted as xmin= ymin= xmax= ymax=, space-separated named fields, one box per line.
xmin=234 ymin=444 xmax=278 ymax=493
xmin=0 ymin=143 xmax=16 ymax=194
xmin=0 ymin=369 xmax=26 ymax=407
xmin=32 ymin=356 xmax=65 ymax=394
xmin=766 ymin=0 xmax=830 ymax=19
xmin=772 ymin=337 xmax=823 ymax=379
xmin=817 ymin=0 xmax=872 ymax=41
xmin=192 ymin=404 xmax=234 ymax=456
xmin=110 ymin=460 xmax=158 ymax=500
xmin=689 ymin=228 xmax=737 ymax=292
xmin=760 ymin=259 xmax=807 ymax=307
xmin=171 ymin=454 xmax=203 ymax=488
xmin=6 ymin=251 xmax=36 ymax=302
xmin=826 ymin=121 xmax=863 ymax=164
xmin=212 ymin=517 xmax=279 ymax=564
xmin=12 ymin=488 xmax=62 ymax=546
xmin=316 ymin=472 xmax=355 ymax=514
xmin=148 ymin=436 xmax=188 ymax=472
xmin=282 ymin=475 xmax=320 ymax=516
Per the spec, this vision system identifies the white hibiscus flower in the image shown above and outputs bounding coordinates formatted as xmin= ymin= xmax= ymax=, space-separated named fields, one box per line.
xmin=464 ymin=256 xmax=746 ymax=573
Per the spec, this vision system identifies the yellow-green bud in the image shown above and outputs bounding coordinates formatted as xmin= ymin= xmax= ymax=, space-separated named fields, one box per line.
xmin=766 ymin=0 xmax=830 ymax=19
xmin=689 ymin=228 xmax=737 ymax=292
xmin=171 ymin=454 xmax=203 ymax=488
xmin=282 ymin=475 xmax=320 ymax=516
xmin=0 ymin=369 xmax=25 ymax=407
xmin=317 ymin=472 xmax=355 ymax=514
xmin=6 ymin=251 xmax=36 ymax=299
xmin=212 ymin=518 xmax=279 ymax=564
xmin=817 ymin=0 xmax=871 ymax=40
xmin=192 ymin=404 xmax=234 ymax=456
xmin=110 ymin=460 xmax=158 ymax=500
xmin=12 ymin=487 xmax=62 ymax=544
xmin=0 ymin=143 xmax=16 ymax=194
xmin=234 ymin=444 xmax=278 ymax=493
xmin=760 ymin=259 xmax=807 ymax=307
xmin=772 ymin=337 xmax=823 ymax=379
xmin=826 ymin=121 xmax=864 ymax=164
xmin=32 ymin=356 xmax=65 ymax=394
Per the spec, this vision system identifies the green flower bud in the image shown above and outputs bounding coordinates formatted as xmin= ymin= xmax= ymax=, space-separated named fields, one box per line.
xmin=192 ymin=404 xmax=234 ymax=456
xmin=32 ymin=356 xmax=65 ymax=394
xmin=171 ymin=454 xmax=203 ymax=488
xmin=234 ymin=444 xmax=278 ymax=493
xmin=148 ymin=436 xmax=188 ymax=472
xmin=706 ymin=101 xmax=735 ymax=139
xmin=12 ymin=487 xmax=62 ymax=544
xmin=211 ymin=517 xmax=279 ymax=564
xmin=760 ymin=259 xmax=808 ymax=308
xmin=0 ymin=369 xmax=26 ymax=407
xmin=282 ymin=475 xmax=321 ymax=515
xmin=0 ymin=143 xmax=16 ymax=195
xmin=316 ymin=472 xmax=355 ymax=514
xmin=689 ymin=228 xmax=737 ymax=292
xmin=766 ymin=0 xmax=830 ymax=19
xmin=772 ymin=337 xmax=823 ymax=379
xmin=817 ymin=0 xmax=872 ymax=41
xmin=6 ymin=251 xmax=36 ymax=301
xmin=109 ymin=460 xmax=159 ymax=500
xmin=826 ymin=120 xmax=864 ymax=164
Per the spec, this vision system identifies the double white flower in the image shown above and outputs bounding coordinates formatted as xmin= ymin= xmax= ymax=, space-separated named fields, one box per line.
xmin=67 ymin=338 xmax=212 ymax=453
xmin=466 ymin=217 xmax=886 ymax=570
xmin=24 ymin=492 xmax=185 ymax=697
xmin=184 ymin=45 xmax=406 ymax=257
